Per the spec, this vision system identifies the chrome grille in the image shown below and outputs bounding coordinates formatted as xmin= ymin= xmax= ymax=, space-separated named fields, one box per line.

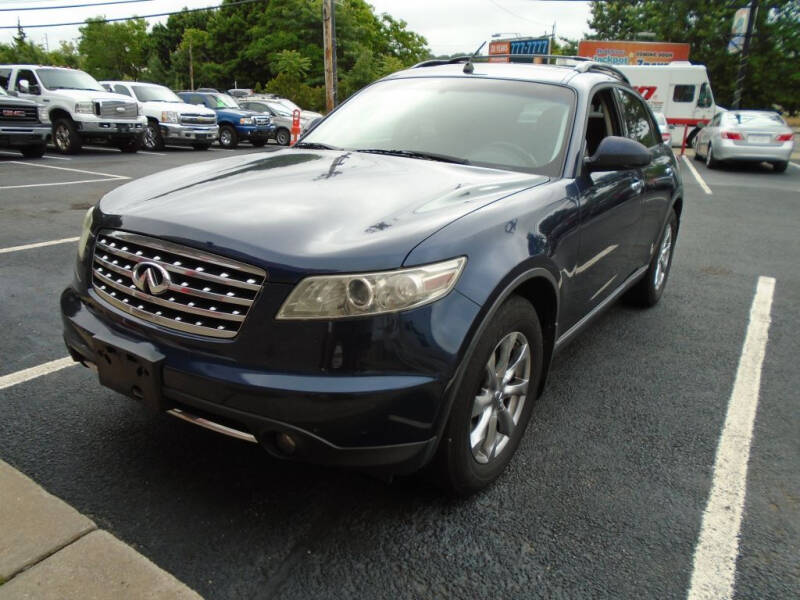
xmin=98 ymin=100 xmax=138 ymax=119
xmin=254 ymin=115 xmax=270 ymax=126
xmin=180 ymin=113 xmax=216 ymax=125
xmin=91 ymin=230 xmax=266 ymax=339
xmin=0 ymin=104 xmax=38 ymax=122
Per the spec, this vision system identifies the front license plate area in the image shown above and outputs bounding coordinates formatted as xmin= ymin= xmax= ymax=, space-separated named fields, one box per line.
xmin=92 ymin=335 xmax=164 ymax=411
xmin=117 ymin=124 xmax=130 ymax=132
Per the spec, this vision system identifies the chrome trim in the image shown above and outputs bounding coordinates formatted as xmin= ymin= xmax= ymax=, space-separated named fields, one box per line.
xmin=554 ymin=265 xmax=648 ymax=351
xmin=167 ymin=408 xmax=257 ymax=443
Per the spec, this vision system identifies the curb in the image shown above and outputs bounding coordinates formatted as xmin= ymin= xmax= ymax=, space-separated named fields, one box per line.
xmin=0 ymin=460 xmax=202 ymax=599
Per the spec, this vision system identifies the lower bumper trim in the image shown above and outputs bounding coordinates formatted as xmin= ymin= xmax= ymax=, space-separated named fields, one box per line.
xmin=167 ymin=408 xmax=257 ymax=443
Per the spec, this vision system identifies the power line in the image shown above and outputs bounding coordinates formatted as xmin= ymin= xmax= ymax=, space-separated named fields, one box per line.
xmin=0 ymin=0 xmax=153 ymax=12
xmin=1 ymin=0 xmax=267 ymax=29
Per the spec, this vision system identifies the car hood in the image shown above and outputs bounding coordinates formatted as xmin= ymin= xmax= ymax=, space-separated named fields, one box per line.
xmin=97 ymin=149 xmax=548 ymax=282
xmin=48 ymin=89 xmax=133 ymax=103
xmin=143 ymin=100 xmax=214 ymax=116
xmin=215 ymin=107 xmax=256 ymax=117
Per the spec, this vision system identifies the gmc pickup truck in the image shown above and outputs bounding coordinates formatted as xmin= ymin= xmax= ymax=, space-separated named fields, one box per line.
xmin=0 ymin=85 xmax=50 ymax=157
xmin=0 ymin=65 xmax=146 ymax=154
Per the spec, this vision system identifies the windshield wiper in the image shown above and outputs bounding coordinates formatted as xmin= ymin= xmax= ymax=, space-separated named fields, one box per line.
xmin=293 ymin=142 xmax=341 ymax=150
xmin=354 ymin=148 xmax=470 ymax=165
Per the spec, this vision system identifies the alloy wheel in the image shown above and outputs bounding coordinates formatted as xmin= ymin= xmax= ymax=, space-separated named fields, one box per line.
xmin=654 ymin=225 xmax=672 ymax=290
xmin=469 ymin=331 xmax=531 ymax=464
xmin=143 ymin=124 xmax=157 ymax=150
xmin=220 ymin=129 xmax=232 ymax=146
xmin=55 ymin=124 xmax=70 ymax=151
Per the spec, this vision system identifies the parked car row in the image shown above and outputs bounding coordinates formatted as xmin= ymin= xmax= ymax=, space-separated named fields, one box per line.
xmin=0 ymin=64 xmax=315 ymax=156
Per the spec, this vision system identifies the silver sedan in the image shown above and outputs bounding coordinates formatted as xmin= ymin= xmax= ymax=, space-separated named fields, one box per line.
xmin=694 ymin=110 xmax=795 ymax=172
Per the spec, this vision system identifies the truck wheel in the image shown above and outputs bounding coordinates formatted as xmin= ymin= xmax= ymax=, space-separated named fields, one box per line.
xmin=219 ymin=124 xmax=238 ymax=149
xmin=116 ymin=136 xmax=141 ymax=153
xmin=275 ymin=128 xmax=290 ymax=146
xmin=143 ymin=121 xmax=164 ymax=151
xmin=53 ymin=118 xmax=82 ymax=154
xmin=20 ymin=143 xmax=47 ymax=158
xmin=192 ymin=144 xmax=211 ymax=151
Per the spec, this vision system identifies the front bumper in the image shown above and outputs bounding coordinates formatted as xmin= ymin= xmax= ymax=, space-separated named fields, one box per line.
xmin=0 ymin=124 xmax=50 ymax=146
xmin=60 ymin=284 xmax=478 ymax=472
xmin=237 ymin=124 xmax=275 ymax=141
xmin=76 ymin=115 xmax=147 ymax=137
xmin=714 ymin=139 xmax=795 ymax=162
xmin=161 ymin=123 xmax=218 ymax=144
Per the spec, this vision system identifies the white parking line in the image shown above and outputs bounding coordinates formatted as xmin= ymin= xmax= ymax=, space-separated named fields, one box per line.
xmin=0 ymin=178 xmax=124 ymax=190
xmin=138 ymin=150 xmax=167 ymax=156
xmin=790 ymin=161 xmax=800 ymax=170
xmin=0 ymin=160 xmax=129 ymax=189
xmin=0 ymin=150 xmax=71 ymax=161
xmin=687 ymin=275 xmax=775 ymax=600
xmin=0 ymin=357 xmax=77 ymax=392
xmin=0 ymin=236 xmax=79 ymax=254
xmin=82 ymin=145 xmax=119 ymax=153
xmin=7 ymin=161 xmax=128 ymax=179
xmin=682 ymin=155 xmax=712 ymax=195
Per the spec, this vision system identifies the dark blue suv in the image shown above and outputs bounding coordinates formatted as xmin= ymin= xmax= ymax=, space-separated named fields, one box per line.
xmin=62 ymin=58 xmax=682 ymax=494
xmin=177 ymin=91 xmax=274 ymax=148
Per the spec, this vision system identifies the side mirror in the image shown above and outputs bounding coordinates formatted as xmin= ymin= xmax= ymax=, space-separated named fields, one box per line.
xmin=18 ymin=79 xmax=31 ymax=94
xmin=584 ymin=136 xmax=651 ymax=172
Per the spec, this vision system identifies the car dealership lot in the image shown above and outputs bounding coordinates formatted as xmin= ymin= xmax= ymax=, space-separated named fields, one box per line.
xmin=1 ymin=149 xmax=798 ymax=598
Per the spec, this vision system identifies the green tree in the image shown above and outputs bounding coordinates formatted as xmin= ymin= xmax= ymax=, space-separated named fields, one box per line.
xmin=271 ymin=49 xmax=312 ymax=79
xmin=589 ymin=0 xmax=800 ymax=113
xmin=78 ymin=17 xmax=149 ymax=80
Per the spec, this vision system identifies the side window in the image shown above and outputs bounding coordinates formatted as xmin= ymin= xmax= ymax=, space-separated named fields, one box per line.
xmin=239 ymin=102 xmax=251 ymax=110
xmin=585 ymin=88 xmax=622 ymax=156
xmin=0 ymin=68 xmax=12 ymax=89
xmin=697 ymin=82 xmax=712 ymax=108
xmin=614 ymin=89 xmax=658 ymax=148
xmin=15 ymin=69 xmax=39 ymax=93
xmin=673 ymin=84 xmax=695 ymax=103
xmin=114 ymin=84 xmax=131 ymax=97
xmin=711 ymin=113 xmax=722 ymax=127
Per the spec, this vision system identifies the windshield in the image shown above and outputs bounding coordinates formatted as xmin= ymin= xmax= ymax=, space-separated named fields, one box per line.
xmin=210 ymin=93 xmax=240 ymax=108
xmin=267 ymin=102 xmax=291 ymax=116
xmin=724 ymin=111 xmax=786 ymax=127
xmin=277 ymin=98 xmax=301 ymax=112
xmin=131 ymin=85 xmax=181 ymax=103
xmin=302 ymin=77 xmax=575 ymax=177
xmin=37 ymin=68 xmax=104 ymax=92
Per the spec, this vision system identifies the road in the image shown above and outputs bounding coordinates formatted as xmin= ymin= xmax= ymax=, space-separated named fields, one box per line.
xmin=1 ymin=145 xmax=798 ymax=599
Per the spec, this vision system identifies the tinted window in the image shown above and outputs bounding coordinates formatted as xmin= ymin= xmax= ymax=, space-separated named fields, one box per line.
xmin=673 ymin=85 xmax=695 ymax=103
xmin=114 ymin=84 xmax=131 ymax=97
xmin=615 ymin=89 xmax=658 ymax=148
xmin=0 ymin=68 xmax=11 ymax=88
xmin=303 ymin=77 xmax=575 ymax=177
xmin=15 ymin=69 xmax=38 ymax=92
xmin=697 ymin=83 xmax=712 ymax=108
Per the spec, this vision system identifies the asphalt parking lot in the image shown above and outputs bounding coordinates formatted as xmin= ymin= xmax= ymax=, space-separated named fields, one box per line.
xmin=1 ymin=144 xmax=798 ymax=599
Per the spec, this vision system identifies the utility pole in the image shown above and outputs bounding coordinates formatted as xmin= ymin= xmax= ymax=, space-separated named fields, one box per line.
xmin=188 ymin=39 xmax=194 ymax=91
xmin=322 ymin=0 xmax=337 ymax=112
xmin=732 ymin=0 xmax=758 ymax=109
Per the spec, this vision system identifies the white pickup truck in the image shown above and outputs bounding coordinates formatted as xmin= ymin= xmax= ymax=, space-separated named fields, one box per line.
xmin=0 ymin=65 xmax=146 ymax=154
xmin=101 ymin=81 xmax=218 ymax=151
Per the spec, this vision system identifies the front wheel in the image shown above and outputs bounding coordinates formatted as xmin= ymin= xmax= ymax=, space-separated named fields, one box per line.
xmin=626 ymin=210 xmax=678 ymax=307
xmin=20 ymin=143 xmax=47 ymax=158
xmin=52 ymin=118 xmax=81 ymax=154
xmin=218 ymin=124 xmax=238 ymax=149
xmin=435 ymin=295 xmax=543 ymax=496
xmin=275 ymin=128 xmax=290 ymax=146
xmin=143 ymin=121 xmax=164 ymax=150
xmin=706 ymin=143 xmax=719 ymax=169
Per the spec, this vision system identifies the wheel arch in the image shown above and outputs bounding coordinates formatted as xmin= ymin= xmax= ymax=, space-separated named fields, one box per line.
xmin=49 ymin=108 xmax=72 ymax=123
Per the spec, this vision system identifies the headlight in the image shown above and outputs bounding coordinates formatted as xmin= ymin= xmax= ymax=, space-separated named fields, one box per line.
xmin=239 ymin=117 xmax=254 ymax=125
xmin=162 ymin=111 xmax=179 ymax=123
xmin=77 ymin=206 xmax=95 ymax=261
xmin=277 ymin=257 xmax=466 ymax=320
xmin=38 ymin=106 xmax=50 ymax=123
xmin=75 ymin=101 xmax=94 ymax=114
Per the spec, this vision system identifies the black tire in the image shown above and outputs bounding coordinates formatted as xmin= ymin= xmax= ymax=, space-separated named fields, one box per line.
xmin=20 ymin=143 xmax=47 ymax=158
xmin=116 ymin=135 xmax=141 ymax=153
xmin=705 ymin=143 xmax=719 ymax=169
xmin=218 ymin=124 xmax=238 ymax=149
xmin=192 ymin=143 xmax=211 ymax=151
xmin=772 ymin=161 xmax=788 ymax=173
xmin=275 ymin=128 xmax=290 ymax=146
xmin=52 ymin=118 xmax=82 ymax=154
xmin=143 ymin=120 xmax=164 ymax=151
xmin=435 ymin=295 xmax=543 ymax=496
xmin=626 ymin=210 xmax=678 ymax=307
xmin=251 ymin=140 xmax=266 ymax=148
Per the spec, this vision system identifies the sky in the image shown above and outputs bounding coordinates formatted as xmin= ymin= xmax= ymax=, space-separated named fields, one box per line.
xmin=0 ymin=0 xmax=594 ymax=56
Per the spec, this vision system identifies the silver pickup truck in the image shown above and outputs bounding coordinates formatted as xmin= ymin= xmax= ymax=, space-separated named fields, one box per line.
xmin=0 ymin=85 xmax=50 ymax=157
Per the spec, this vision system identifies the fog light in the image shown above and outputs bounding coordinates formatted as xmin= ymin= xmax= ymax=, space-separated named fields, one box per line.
xmin=276 ymin=432 xmax=297 ymax=455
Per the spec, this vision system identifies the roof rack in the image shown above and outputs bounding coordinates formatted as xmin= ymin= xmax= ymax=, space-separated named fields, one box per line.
xmin=411 ymin=54 xmax=630 ymax=84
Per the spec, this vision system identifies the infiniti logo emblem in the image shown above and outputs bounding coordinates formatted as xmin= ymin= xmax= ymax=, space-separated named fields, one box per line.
xmin=132 ymin=262 xmax=171 ymax=295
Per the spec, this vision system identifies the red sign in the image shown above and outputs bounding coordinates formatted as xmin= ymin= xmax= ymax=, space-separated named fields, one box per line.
xmin=577 ymin=40 xmax=690 ymax=65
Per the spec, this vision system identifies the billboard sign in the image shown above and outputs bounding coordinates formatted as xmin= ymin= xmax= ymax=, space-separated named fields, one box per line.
xmin=489 ymin=37 xmax=550 ymax=63
xmin=577 ymin=40 xmax=690 ymax=65
xmin=728 ymin=7 xmax=750 ymax=54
